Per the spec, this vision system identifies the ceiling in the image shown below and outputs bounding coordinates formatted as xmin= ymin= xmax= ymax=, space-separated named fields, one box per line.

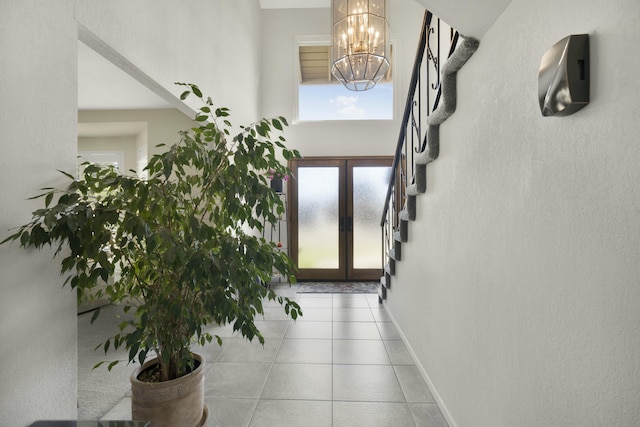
xmin=299 ymin=46 xmax=332 ymax=84
xmin=259 ymin=0 xmax=329 ymax=8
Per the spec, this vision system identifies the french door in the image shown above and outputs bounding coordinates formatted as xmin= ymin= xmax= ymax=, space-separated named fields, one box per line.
xmin=289 ymin=157 xmax=392 ymax=281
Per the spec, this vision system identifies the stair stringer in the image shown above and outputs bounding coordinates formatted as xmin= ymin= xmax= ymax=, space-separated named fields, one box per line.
xmin=380 ymin=35 xmax=479 ymax=300
xmin=417 ymin=36 xmax=480 ymax=166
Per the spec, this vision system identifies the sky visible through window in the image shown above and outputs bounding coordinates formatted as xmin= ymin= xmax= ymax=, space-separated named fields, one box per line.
xmin=298 ymin=82 xmax=393 ymax=121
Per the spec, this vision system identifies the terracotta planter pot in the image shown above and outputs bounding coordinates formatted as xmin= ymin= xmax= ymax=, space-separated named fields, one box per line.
xmin=130 ymin=353 xmax=208 ymax=427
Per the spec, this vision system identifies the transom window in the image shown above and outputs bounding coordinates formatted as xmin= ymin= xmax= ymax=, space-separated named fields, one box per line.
xmin=297 ymin=44 xmax=393 ymax=122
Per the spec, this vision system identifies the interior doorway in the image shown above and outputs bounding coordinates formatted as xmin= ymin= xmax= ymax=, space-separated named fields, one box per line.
xmin=289 ymin=157 xmax=392 ymax=281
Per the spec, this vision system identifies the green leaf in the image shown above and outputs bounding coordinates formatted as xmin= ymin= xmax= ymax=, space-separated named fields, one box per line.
xmin=128 ymin=344 xmax=140 ymax=363
xmin=180 ymin=90 xmax=190 ymax=100
xmin=19 ymin=231 xmax=29 ymax=246
xmin=67 ymin=214 xmax=78 ymax=232
xmin=90 ymin=308 xmax=101 ymax=324
xmin=163 ymin=160 xmax=173 ymax=179
xmin=99 ymin=268 xmax=109 ymax=282
xmin=272 ymin=118 xmax=282 ymax=131
xmin=191 ymin=85 xmax=203 ymax=97
xmin=57 ymin=169 xmax=76 ymax=180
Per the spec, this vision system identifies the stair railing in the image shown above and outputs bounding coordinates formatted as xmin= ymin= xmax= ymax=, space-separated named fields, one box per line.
xmin=379 ymin=10 xmax=459 ymax=299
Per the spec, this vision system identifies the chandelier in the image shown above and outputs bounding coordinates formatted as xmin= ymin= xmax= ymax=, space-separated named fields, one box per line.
xmin=331 ymin=0 xmax=390 ymax=91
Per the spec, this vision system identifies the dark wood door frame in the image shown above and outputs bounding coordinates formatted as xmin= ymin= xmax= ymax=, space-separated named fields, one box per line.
xmin=289 ymin=158 xmax=346 ymax=281
xmin=289 ymin=156 xmax=392 ymax=282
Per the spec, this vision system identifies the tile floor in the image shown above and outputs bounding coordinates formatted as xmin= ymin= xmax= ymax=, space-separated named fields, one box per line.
xmin=78 ymin=284 xmax=448 ymax=427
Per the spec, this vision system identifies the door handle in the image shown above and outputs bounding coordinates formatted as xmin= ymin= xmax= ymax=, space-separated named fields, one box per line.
xmin=347 ymin=216 xmax=353 ymax=232
xmin=339 ymin=216 xmax=345 ymax=232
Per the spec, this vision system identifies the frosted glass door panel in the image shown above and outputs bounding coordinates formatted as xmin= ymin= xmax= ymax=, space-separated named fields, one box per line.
xmin=353 ymin=166 xmax=391 ymax=269
xmin=298 ymin=167 xmax=340 ymax=269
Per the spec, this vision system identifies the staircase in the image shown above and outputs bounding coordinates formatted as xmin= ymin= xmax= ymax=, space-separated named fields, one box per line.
xmin=379 ymin=10 xmax=479 ymax=302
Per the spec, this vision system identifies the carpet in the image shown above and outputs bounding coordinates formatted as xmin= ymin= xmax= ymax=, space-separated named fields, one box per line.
xmin=296 ymin=281 xmax=379 ymax=294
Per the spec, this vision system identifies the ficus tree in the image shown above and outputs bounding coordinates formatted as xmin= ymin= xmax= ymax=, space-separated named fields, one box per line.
xmin=2 ymin=83 xmax=302 ymax=381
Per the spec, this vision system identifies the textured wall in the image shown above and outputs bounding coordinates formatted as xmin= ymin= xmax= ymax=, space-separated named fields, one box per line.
xmin=387 ymin=0 xmax=640 ymax=426
xmin=0 ymin=1 xmax=79 ymax=424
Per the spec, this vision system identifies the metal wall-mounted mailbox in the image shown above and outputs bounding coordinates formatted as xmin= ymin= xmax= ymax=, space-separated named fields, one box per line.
xmin=538 ymin=34 xmax=590 ymax=117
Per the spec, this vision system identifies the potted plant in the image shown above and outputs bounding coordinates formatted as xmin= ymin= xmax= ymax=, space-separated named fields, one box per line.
xmin=2 ymin=83 xmax=302 ymax=426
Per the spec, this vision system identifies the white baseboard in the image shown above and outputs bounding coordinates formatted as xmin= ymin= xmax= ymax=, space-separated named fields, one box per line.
xmin=381 ymin=301 xmax=458 ymax=427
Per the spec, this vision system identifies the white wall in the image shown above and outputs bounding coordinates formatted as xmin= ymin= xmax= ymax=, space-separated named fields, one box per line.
xmin=260 ymin=0 xmax=425 ymax=158
xmin=79 ymin=109 xmax=196 ymax=159
xmin=75 ymin=0 xmax=262 ymax=126
xmin=387 ymin=0 xmax=640 ymax=426
xmin=1 ymin=1 xmax=262 ymax=425
xmin=78 ymin=136 xmax=138 ymax=173
xmin=414 ymin=0 xmax=512 ymax=39
xmin=0 ymin=1 xmax=79 ymax=424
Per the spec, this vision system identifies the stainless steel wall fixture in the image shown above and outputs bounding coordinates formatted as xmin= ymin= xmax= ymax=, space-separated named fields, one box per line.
xmin=538 ymin=34 xmax=590 ymax=117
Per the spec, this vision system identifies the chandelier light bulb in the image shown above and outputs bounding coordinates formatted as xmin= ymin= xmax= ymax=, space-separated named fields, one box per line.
xmin=332 ymin=0 xmax=390 ymax=91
